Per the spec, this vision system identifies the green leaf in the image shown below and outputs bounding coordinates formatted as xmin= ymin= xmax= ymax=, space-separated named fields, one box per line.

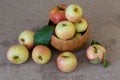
xmin=90 ymin=57 xmax=101 ymax=64
xmin=34 ymin=25 xmax=54 ymax=45
xmin=91 ymin=40 xmax=102 ymax=46
xmin=103 ymin=53 xmax=110 ymax=68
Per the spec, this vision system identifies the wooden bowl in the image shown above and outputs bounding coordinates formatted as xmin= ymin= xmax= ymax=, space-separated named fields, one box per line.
xmin=48 ymin=20 xmax=90 ymax=52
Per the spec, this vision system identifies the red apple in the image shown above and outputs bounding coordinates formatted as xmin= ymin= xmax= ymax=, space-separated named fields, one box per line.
xmin=32 ymin=45 xmax=52 ymax=64
xmin=49 ymin=4 xmax=67 ymax=24
xmin=57 ymin=52 xmax=77 ymax=72
xmin=86 ymin=45 xmax=106 ymax=64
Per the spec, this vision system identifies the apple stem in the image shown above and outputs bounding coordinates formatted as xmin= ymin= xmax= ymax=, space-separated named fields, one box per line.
xmin=74 ymin=8 xmax=78 ymax=12
xmin=62 ymin=55 xmax=69 ymax=58
xmin=93 ymin=46 xmax=98 ymax=53
xmin=38 ymin=56 xmax=43 ymax=61
xmin=58 ymin=7 xmax=64 ymax=11
xmin=20 ymin=39 xmax=25 ymax=43
xmin=13 ymin=56 xmax=19 ymax=60
xmin=62 ymin=23 xmax=66 ymax=26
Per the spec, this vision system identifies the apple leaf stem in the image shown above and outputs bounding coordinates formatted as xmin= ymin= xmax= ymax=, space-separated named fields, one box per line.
xmin=103 ymin=53 xmax=110 ymax=68
xmin=91 ymin=40 xmax=102 ymax=46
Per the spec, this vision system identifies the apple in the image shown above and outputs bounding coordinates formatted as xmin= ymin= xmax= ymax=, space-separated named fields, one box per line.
xmin=7 ymin=45 xmax=29 ymax=64
xmin=86 ymin=45 xmax=106 ymax=64
xmin=55 ymin=21 xmax=76 ymax=40
xmin=18 ymin=30 xmax=35 ymax=50
xmin=73 ymin=33 xmax=82 ymax=39
xmin=49 ymin=4 xmax=67 ymax=24
xmin=57 ymin=52 xmax=77 ymax=72
xmin=65 ymin=4 xmax=83 ymax=22
xmin=75 ymin=18 xmax=88 ymax=32
xmin=32 ymin=45 xmax=52 ymax=64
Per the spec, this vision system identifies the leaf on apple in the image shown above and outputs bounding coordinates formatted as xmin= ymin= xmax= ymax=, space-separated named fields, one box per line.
xmin=34 ymin=25 xmax=54 ymax=45
xmin=91 ymin=40 xmax=110 ymax=68
xmin=89 ymin=57 xmax=101 ymax=64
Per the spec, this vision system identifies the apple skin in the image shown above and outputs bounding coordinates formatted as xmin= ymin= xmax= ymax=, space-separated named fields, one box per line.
xmin=32 ymin=45 xmax=52 ymax=64
xmin=18 ymin=30 xmax=35 ymax=50
xmin=65 ymin=4 xmax=83 ymax=22
xmin=73 ymin=33 xmax=82 ymax=39
xmin=75 ymin=18 xmax=88 ymax=32
xmin=7 ymin=45 xmax=29 ymax=64
xmin=50 ymin=4 xmax=67 ymax=24
xmin=86 ymin=45 xmax=106 ymax=64
xmin=55 ymin=21 xmax=76 ymax=40
xmin=57 ymin=52 xmax=77 ymax=73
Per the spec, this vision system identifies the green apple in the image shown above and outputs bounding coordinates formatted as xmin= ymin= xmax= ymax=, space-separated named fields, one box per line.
xmin=18 ymin=30 xmax=35 ymax=50
xmin=55 ymin=21 xmax=76 ymax=40
xmin=32 ymin=45 xmax=52 ymax=64
xmin=65 ymin=4 xmax=83 ymax=22
xmin=7 ymin=45 xmax=29 ymax=64
xmin=73 ymin=33 xmax=82 ymax=39
xmin=57 ymin=52 xmax=77 ymax=72
xmin=75 ymin=18 xmax=88 ymax=32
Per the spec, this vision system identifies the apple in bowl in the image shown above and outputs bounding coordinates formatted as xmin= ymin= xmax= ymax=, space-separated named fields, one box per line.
xmin=55 ymin=21 xmax=76 ymax=40
xmin=65 ymin=4 xmax=83 ymax=22
xmin=49 ymin=4 xmax=67 ymax=24
xmin=48 ymin=19 xmax=90 ymax=51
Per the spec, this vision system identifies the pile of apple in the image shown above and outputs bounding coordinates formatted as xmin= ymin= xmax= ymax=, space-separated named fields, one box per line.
xmin=50 ymin=4 xmax=88 ymax=40
xmin=7 ymin=4 xmax=109 ymax=73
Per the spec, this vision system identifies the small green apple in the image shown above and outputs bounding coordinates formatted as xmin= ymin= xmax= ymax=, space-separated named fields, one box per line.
xmin=75 ymin=18 xmax=88 ymax=32
xmin=18 ymin=30 xmax=35 ymax=50
xmin=7 ymin=45 xmax=29 ymax=64
xmin=73 ymin=33 xmax=82 ymax=39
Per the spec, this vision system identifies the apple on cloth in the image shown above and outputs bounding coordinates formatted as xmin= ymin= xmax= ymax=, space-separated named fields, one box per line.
xmin=57 ymin=52 xmax=77 ymax=73
xmin=86 ymin=40 xmax=110 ymax=68
xmin=7 ymin=45 xmax=29 ymax=64
xmin=32 ymin=45 xmax=52 ymax=64
xmin=18 ymin=30 xmax=35 ymax=50
xmin=74 ymin=18 xmax=88 ymax=32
